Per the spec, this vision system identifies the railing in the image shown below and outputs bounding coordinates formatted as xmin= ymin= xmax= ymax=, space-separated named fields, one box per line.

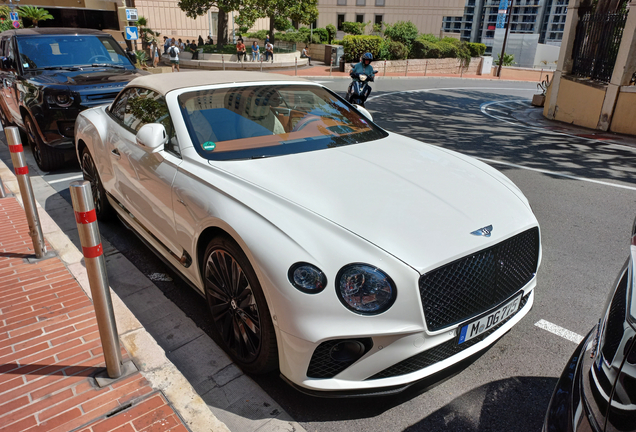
xmin=571 ymin=11 xmax=628 ymax=83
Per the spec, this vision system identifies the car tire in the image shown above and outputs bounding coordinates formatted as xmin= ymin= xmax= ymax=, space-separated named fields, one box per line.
xmin=80 ymin=147 xmax=115 ymax=221
xmin=203 ymin=236 xmax=278 ymax=374
xmin=25 ymin=115 xmax=64 ymax=172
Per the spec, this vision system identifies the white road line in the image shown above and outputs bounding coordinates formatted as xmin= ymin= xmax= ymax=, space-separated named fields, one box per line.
xmin=477 ymin=157 xmax=636 ymax=191
xmin=46 ymin=174 xmax=84 ymax=184
xmin=535 ymin=319 xmax=584 ymax=344
xmin=367 ymin=86 xmax=536 ymax=101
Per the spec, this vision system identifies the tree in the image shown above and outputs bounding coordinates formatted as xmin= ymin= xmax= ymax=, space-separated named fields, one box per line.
xmin=495 ymin=52 xmax=515 ymax=66
xmin=137 ymin=16 xmax=161 ymax=49
xmin=246 ymin=0 xmax=318 ymax=44
xmin=384 ymin=21 xmax=418 ymax=48
xmin=18 ymin=6 xmax=53 ymax=28
xmin=178 ymin=0 xmax=241 ymax=49
xmin=326 ymin=24 xmax=336 ymax=44
xmin=343 ymin=21 xmax=366 ymax=35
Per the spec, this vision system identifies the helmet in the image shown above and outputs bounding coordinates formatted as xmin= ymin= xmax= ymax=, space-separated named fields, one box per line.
xmin=362 ymin=52 xmax=373 ymax=62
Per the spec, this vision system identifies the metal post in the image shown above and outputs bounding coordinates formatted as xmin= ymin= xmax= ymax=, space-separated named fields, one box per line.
xmin=222 ymin=54 xmax=225 ymax=71
xmin=0 ymin=176 xmax=6 ymax=198
xmin=330 ymin=57 xmax=333 ymax=77
xmin=295 ymin=57 xmax=298 ymax=76
xmin=69 ymin=181 xmax=123 ymax=379
xmin=460 ymin=61 xmax=464 ymax=78
xmin=405 ymin=59 xmax=408 ymax=76
xmin=5 ymin=127 xmax=46 ymax=258
xmin=424 ymin=60 xmax=428 ymax=76
xmin=384 ymin=59 xmax=386 ymax=77
xmin=260 ymin=57 xmax=263 ymax=72
xmin=497 ymin=2 xmax=512 ymax=78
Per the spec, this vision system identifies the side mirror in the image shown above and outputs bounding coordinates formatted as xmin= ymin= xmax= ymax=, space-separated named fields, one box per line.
xmin=1 ymin=57 xmax=13 ymax=70
xmin=136 ymin=123 xmax=167 ymax=153
xmin=353 ymin=105 xmax=373 ymax=122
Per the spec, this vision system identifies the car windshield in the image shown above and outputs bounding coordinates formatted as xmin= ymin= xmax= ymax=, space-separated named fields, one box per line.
xmin=16 ymin=35 xmax=133 ymax=70
xmin=178 ymin=84 xmax=388 ymax=161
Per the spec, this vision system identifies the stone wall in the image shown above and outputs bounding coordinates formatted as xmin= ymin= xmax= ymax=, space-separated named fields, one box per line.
xmin=345 ymin=57 xmax=484 ymax=75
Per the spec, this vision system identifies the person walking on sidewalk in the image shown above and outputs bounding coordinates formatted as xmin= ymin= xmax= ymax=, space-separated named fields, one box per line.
xmin=251 ymin=41 xmax=260 ymax=62
xmin=168 ymin=42 xmax=180 ymax=72
xmin=301 ymin=45 xmax=312 ymax=65
xmin=151 ymin=41 xmax=160 ymax=67
xmin=163 ymin=36 xmax=170 ymax=54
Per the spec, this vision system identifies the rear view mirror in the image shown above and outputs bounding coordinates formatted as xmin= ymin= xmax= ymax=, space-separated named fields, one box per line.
xmin=136 ymin=123 xmax=167 ymax=153
xmin=354 ymin=105 xmax=373 ymax=122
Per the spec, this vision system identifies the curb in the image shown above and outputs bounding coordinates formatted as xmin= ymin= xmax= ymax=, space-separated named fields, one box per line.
xmin=0 ymin=158 xmax=230 ymax=432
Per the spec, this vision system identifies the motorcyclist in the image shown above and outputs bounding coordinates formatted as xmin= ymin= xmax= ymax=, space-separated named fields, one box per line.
xmin=347 ymin=52 xmax=375 ymax=105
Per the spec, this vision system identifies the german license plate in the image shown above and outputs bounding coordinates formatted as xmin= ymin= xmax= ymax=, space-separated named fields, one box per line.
xmin=458 ymin=293 xmax=522 ymax=344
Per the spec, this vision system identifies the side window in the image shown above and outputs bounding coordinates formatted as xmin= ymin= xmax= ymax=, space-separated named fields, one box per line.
xmin=110 ymin=88 xmax=133 ymax=121
xmin=123 ymin=88 xmax=180 ymax=156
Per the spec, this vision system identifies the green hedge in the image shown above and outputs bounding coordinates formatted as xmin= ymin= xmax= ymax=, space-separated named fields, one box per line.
xmin=343 ymin=35 xmax=382 ymax=62
xmin=467 ymin=42 xmax=486 ymax=57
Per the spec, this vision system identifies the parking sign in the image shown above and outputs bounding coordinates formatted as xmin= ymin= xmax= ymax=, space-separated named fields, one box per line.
xmin=125 ymin=26 xmax=138 ymax=40
xmin=125 ymin=8 xmax=138 ymax=21
xmin=10 ymin=12 xmax=18 ymax=21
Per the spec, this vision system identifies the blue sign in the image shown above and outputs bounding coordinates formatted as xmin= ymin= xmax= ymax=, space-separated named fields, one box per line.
xmin=125 ymin=8 xmax=138 ymax=21
xmin=496 ymin=0 xmax=509 ymax=29
xmin=125 ymin=26 xmax=138 ymax=41
xmin=10 ymin=12 xmax=19 ymax=21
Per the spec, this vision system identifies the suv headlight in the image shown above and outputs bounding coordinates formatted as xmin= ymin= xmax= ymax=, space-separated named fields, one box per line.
xmin=45 ymin=91 xmax=75 ymax=108
xmin=336 ymin=264 xmax=396 ymax=315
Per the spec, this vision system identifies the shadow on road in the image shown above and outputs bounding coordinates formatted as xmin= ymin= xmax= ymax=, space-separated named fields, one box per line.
xmin=369 ymin=89 xmax=636 ymax=187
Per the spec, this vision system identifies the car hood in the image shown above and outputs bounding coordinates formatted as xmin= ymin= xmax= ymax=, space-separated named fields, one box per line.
xmin=25 ymin=68 xmax=143 ymax=87
xmin=211 ymin=134 xmax=538 ymax=273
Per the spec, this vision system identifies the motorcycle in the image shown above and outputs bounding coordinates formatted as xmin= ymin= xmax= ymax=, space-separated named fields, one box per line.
xmin=346 ymin=69 xmax=379 ymax=107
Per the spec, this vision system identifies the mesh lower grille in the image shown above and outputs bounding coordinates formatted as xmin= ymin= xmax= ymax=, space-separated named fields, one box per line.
xmin=419 ymin=227 xmax=539 ymax=332
xmin=367 ymin=292 xmax=530 ymax=380
xmin=307 ymin=338 xmax=372 ymax=379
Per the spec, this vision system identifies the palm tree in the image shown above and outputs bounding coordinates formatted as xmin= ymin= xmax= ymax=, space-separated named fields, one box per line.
xmin=18 ymin=6 xmax=53 ymax=28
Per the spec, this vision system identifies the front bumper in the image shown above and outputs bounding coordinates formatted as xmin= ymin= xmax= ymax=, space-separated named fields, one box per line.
xmin=542 ymin=326 xmax=597 ymax=432
xmin=279 ymin=285 xmax=535 ymax=395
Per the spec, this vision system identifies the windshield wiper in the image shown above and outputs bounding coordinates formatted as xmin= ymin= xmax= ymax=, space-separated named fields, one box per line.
xmin=88 ymin=63 xmax=125 ymax=69
xmin=42 ymin=66 xmax=81 ymax=71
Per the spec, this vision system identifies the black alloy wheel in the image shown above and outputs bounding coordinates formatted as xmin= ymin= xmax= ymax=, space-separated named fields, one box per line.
xmin=25 ymin=115 xmax=64 ymax=171
xmin=81 ymin=148 xmax=114 ymax=221
xmin=203 ymin=237 xmax=278 ymax=374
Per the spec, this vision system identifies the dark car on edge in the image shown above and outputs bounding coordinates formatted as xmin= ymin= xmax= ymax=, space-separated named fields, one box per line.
xmin=0 ymin=28 xmax=145 ymax=171
xmin=543 ymin=216 xmax=636 ymax=432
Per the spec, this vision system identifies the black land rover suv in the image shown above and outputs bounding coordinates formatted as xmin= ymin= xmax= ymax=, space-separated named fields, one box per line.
xmin=0 ymin=28 xmax=145 ymax=171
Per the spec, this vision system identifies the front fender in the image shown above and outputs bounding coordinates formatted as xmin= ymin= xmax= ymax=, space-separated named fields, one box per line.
xmin=75 ymin=107 xmax=112 ymax=188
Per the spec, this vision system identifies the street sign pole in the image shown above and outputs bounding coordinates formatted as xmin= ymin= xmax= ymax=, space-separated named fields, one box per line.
xmin=497 ymin=1 xmax=512 ymax=78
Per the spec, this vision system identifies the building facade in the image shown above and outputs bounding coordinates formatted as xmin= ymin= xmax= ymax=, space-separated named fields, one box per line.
xmin=316 ymin=0 xmax=465 ymax=38
xmin=443 ymin=0 xmax=569 ymax=54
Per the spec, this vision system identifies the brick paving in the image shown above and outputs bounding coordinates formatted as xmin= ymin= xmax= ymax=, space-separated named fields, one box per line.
xmin=0 ymin=196 xmax=189 ymax=432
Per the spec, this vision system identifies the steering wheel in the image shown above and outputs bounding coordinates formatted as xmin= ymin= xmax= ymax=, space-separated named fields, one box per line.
xmin=88 ymin=55 xmax=112 ymax=64
xmin=291 ymin=115 xmax=320 ymax=132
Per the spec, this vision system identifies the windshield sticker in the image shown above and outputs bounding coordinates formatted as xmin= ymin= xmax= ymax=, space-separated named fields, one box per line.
xmin=23 ymin=63 xmax=30 ymax=68
xmin=202 ymin=141 xmax=216 ymax=151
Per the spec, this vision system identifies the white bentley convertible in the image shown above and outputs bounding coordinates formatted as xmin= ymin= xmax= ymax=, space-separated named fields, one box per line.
xmin=75 ymin=71 xmax=541 ymax=395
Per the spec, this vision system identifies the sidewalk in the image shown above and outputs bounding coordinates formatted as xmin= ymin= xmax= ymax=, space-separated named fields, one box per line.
xmin=0 ymin=169 xmax=227 ymax=430
xmin=0 ymin=195 xmax=190 ymax=432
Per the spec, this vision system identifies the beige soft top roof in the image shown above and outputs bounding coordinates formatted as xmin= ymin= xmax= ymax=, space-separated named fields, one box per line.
xmin=127 ymin=71 xmax=309 ymax=95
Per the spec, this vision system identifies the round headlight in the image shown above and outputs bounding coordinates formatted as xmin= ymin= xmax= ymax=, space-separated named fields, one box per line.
xmin=56 ymin=94 xmax=73 ymax=107
xmin=336 ymin=264 xmax=396 ymax=315
xmin=288 ymin=262 xmax=327 ymax=294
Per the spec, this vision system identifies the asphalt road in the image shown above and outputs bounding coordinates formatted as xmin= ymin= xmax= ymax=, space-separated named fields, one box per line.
xmin=3 ymin=77 xmax=636 ymax=432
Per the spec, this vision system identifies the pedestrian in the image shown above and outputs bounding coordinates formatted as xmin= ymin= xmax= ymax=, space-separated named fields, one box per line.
xmin=198 ymin=35 xmax=204 ymax=46
xmin=152 ymin=41 xmax=160 ymax=67
xmin=190 ymin=41 xmax=199 ymax=59
xmin=265 ymin=41 xmax=274 ymax=63
xmin=301 ymin=45 xmax=312 ymax=65
xmin=236 ymin=38 xmax=246 ymax=62
xmin=251 ymin=41 xmax=259 ymax=62
xmin=168 ymin=41 xmax=180 ymax=72
xmin=178 ymin=38 xmax=186 ymax=50
xmin=207 ymin=35 xmax=213 ymax=45
xmin=163 ymin=36 xmax=170 ymax=54
xmin=265 ymin=34 xmax=270 ymax=45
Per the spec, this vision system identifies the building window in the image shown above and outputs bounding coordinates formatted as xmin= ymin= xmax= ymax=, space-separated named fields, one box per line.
xmin=337 ymin=0 xmax=346 ymax=5
xmin=356 ymin=0 xmax=366 ymax=5
xmin=374 ymin=14 xmax=383 ymax=26
xmin=337 ymin=14 xmax=345 ymax=31
xmin=356 ymin=14 xmax=364 ymax=23
xmin=375 ymin=0 xmax=385 ymax=5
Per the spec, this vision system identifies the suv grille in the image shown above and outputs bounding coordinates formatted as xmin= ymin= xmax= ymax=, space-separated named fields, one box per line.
xmin=419 ymin=227 xmax=539 ymax=332
xmin=367 ymin=292 xmax=530 ymax=380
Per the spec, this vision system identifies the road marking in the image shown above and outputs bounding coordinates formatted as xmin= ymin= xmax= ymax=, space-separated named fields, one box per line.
xmin=47 ymin=174 xmax=84 ymax=184
xmin=535 ymin=319 xmax=584 ymax=344
xmin=477 ymin=157 xmax=636 ymax=191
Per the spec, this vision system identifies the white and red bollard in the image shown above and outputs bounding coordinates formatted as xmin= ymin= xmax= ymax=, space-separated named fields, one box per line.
xmin=69 ymin=180 xmax=124 ymax=379
xmin=5 ymin=126 xmax=47 ymax=258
